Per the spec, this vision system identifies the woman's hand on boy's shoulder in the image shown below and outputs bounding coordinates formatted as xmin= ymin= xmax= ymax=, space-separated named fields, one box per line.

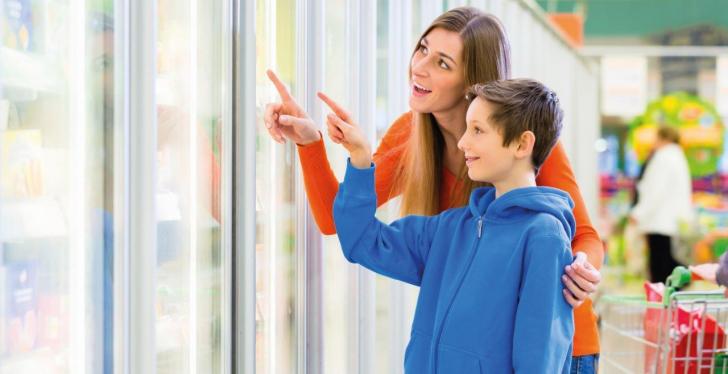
xmin=318 ymin=92 xmax=372 ymax=169
xmin=562 ymin=252 xmax=601 ymax=308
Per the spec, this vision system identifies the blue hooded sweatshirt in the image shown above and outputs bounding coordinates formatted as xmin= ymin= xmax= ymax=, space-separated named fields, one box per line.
xmin=333 ymin=161 xmax=576 ymax=373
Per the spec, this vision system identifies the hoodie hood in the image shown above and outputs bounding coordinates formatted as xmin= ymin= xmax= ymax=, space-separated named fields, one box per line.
xmin=468 ymin=186 xmax=576 ymax=240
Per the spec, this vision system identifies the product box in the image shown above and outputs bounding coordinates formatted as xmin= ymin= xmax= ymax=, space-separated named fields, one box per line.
xmin=4 ymin=261 xmax=38 ymax=353
xmin=37 ymin=293 xmax=65 ymax=350
xmin=1 ymin=129 xmax=44 ymax=198
xmin=2 ymin=0 xmax=34 ymax=52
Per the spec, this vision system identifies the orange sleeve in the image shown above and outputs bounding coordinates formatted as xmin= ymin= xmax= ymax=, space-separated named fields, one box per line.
xmin=536 ymin=141 xmax=604 ymax=269
xmin=297 ymin=112 xmax=413 ymax=235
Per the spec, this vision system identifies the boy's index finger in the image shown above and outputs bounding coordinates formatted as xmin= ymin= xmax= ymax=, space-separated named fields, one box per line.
xmin=266 ymin=69 xmax=293 ymax=101
xmin=317 ymin=92 xmax=351 ymax=121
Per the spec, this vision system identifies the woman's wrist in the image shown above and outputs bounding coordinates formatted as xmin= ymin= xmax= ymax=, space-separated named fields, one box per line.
xmin=297 ymin=130 xmax=322 ymax=146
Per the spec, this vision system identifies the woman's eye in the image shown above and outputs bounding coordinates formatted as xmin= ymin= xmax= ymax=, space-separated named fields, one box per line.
xmin=419 ymin=44 xmax=428 ymax=55
xmin=439 ymin=60 xmax=449 ymax=70
xmin=474 ymin=127 xmax=482 ymax=134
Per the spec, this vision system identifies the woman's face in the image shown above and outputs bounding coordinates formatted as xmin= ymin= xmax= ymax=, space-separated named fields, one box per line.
xmin=409 ymin=27 xmax=467 ymax=115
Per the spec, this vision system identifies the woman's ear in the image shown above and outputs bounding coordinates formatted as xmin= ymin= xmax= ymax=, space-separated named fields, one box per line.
xmin=515 ymin=131 xmax=535 ymax=159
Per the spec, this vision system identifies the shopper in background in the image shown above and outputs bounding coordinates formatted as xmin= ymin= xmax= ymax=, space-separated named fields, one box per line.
xmin=630 ymin=126 xmax=693 ymax=283
xmin=263 ymin=7 xmax=603 ymax=371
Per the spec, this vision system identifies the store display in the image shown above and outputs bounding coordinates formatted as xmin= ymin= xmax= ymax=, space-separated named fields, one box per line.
xmin=1 ymin=129 xmax=44 ymax=198
xmin=3 ymin=261 xmax=38 ymax=354
xmin=628 ymin=92 xmax=724 ymax=178
xmin=2 ymin=0 xmax=34 ymax=51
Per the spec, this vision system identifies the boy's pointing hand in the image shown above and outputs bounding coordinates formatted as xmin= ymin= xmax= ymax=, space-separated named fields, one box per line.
xmin=318 ymin=92 xmax=372 ymax=169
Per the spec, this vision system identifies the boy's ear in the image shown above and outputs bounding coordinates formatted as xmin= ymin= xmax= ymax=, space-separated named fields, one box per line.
xmin=515 ymin=131 xmax=535 ymax=159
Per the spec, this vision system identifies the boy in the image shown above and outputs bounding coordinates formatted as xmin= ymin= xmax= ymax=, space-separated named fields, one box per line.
xmin=327 ymin=79 xmax=574 ymax=373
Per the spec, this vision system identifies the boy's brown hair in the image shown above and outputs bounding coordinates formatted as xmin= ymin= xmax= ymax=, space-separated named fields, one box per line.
xmin=467 ymin=78 xmax=563 ymax=171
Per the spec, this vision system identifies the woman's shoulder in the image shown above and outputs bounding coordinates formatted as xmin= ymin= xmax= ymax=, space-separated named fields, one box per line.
xmin=387 ymin=111 xmax=414 ymax=136
xmin=377 ymin=111 xmax=414 ymax=152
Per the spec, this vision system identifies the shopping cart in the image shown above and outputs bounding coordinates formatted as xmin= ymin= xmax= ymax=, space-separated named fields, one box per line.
xmin=599 ymin=266 xmax=728 ymax=373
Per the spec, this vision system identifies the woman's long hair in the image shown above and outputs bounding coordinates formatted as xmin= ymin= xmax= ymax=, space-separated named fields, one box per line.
xmin=396 ymin=7 xmax=511 ymax=216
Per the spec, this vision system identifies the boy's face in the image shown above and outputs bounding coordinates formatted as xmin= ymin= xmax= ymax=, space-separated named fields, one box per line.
xmin=458 ymin=98 xmax=519 ymax=183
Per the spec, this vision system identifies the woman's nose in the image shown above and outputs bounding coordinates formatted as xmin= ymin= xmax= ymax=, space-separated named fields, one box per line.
xmin=411 ymin=57 xmax=428 ymax=78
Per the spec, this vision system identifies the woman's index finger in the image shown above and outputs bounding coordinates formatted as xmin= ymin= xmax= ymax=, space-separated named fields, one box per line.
xmin=267 ymin=69 xmax=293 ymax=101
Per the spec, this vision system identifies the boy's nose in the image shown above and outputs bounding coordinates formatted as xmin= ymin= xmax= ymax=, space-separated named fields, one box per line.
xmin=457 ymin=136 xmax=466 ymax=152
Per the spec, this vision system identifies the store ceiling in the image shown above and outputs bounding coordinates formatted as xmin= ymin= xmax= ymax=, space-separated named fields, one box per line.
xmin=535 ymin=0 xmax=728 ymax=45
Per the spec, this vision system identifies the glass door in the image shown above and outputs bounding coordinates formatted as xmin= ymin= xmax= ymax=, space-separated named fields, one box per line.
xmin=0 ymin=0 xmax=117 ymax=373
xmin=154 ymin=0 xmax=228 ymax=372
xmin=254 ymin=0 xmax=300 ymax=372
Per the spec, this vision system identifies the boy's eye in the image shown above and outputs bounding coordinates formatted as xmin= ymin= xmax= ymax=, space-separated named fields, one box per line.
xmin=473 ymin=127 xmax=482 ymax=134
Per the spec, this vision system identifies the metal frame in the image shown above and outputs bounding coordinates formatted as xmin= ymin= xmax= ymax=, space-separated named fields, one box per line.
xmin=233 ymin=0 xmax=256 ymax=372
xmin=388 ymin=0 xmax=413 ymax=122
xmin=220 ymin=0 xmax=234 ymax=371
xmin=128 ymin=0 xmax=157 ymax=372
xmin=113 ymin=0 xmax=131 ymax=373
xmin=348 ymin=1 xmax=378 ymax=372
xmin=296 ymin=0 xmax=325 ymax=373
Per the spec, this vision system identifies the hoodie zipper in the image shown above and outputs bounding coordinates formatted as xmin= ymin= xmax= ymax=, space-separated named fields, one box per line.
xmin=430 ymin=215 xmax=484 ymax=373
xmin=477 ymin=216 xmax=483 ymax=238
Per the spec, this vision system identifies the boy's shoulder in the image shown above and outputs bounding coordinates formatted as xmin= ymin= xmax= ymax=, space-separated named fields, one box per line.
xmin=435 ymin=205 xmax=474 ymax=223
xmin=522 ymin=212 xmax=571 ymax=242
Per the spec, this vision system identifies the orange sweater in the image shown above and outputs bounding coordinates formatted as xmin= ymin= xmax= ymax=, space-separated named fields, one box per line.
xmin=298 ymin=111 xmax=602 ymax=356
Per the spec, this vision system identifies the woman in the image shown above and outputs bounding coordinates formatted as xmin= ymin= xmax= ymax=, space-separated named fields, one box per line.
xmin=264 ymin=7 xmax=602 ymax=372
xmin=630 ymin=126 xmax=692 ymax=283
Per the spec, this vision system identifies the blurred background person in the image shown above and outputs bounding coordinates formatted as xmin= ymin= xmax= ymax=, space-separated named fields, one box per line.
xmin=630 ymin=126 xmax=693 ymax=283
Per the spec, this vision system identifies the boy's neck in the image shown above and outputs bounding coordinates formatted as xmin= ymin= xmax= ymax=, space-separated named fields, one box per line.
xmin=492 ymin=169 xmax=537 ymax=199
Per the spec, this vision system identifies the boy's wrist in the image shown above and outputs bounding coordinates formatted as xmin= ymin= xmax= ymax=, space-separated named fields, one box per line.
xmin=350 ymin=148 xmax=372 ymax=169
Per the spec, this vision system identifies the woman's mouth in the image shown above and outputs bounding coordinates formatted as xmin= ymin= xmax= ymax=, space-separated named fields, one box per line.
xmin=412 ymin=82 xmax=432 ymax=97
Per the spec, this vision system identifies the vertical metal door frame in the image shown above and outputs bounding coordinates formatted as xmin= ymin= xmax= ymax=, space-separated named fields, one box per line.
xmin=128 ymin=0 xmax=158 ymax=372
xmin=233 ymin=0 xmax=256 ymax=372
xmin=347 ymin=0 xmax=378 ymax=373
xmin=296 ymin=0 xmax=324 ymax=372
xmin=220 ymin=0 xmax=235 ymax=372
xmin=113 ymin=0 xmax=131 ymax=372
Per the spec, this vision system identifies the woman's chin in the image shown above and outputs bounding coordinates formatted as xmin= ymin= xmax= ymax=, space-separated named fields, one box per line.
xmin=408 ymin=97 xmax=431 ymax=113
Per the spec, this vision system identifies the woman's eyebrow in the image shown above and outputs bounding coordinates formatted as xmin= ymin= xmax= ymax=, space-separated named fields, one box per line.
xmin=421 ymin=37 xmax=457 ymax=66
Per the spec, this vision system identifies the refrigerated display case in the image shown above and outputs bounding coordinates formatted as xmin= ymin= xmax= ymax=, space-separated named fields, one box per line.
xmin=0 ymin=0 xmax=231 ymax=372
xmin=0 ymin=0 xmax=115 ymax=373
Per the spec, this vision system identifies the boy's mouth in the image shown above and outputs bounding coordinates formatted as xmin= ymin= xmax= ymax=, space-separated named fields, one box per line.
xmin=412 ymin=82 xmax=432 ymax=97
xmin=465 ymin=156 xmax=480 ymax=167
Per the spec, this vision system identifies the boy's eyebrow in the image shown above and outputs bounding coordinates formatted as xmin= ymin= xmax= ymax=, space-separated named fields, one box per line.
xmin=421 ymin=37 xmax=457 ymax=66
